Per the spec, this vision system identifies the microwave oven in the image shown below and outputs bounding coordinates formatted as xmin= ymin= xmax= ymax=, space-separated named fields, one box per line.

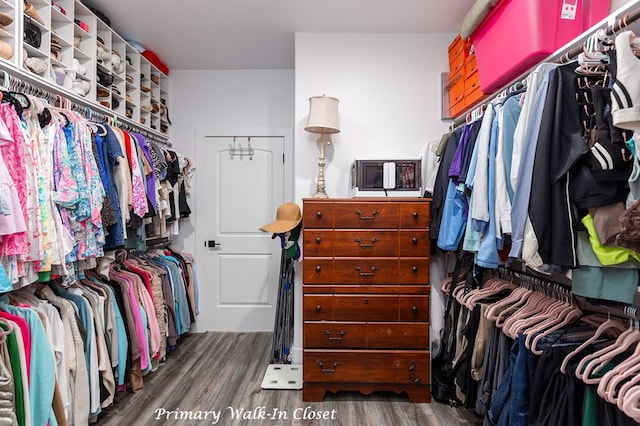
xmin=350 ymin=159 xmax=422 ymax=197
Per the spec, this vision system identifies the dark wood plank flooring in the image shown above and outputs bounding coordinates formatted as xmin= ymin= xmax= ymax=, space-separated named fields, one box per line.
xmin=97 ymin=332 xmax=480 ymax=426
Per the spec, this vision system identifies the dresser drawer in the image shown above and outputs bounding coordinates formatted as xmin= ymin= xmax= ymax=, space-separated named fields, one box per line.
xmin=399 ymin=203 xmax=430 ymax=229
xmin=304 ymin=295 xmax=333 ymax=321
xmin=304 ymin=350 xmax=430 ymax=384
xmin=334 ymin=202 xmax=399 ymax=229
xmin=333 ymin=259 xmax=398 ymax=285
xmin=399 ymin=230 xmax=430 ymax=257
xmin=303 ymin=230 xmax=333 ymax=257
xmin=303 ymin=201 xmax=334 ymax=229
xmin=333 ymin=295 xmax=398 ymax=321
xmin=398 ymin=259 xmax=429 ymax=284
xmin=399 ymin=296 xmax=429 ymax=322
xmin=303 ymin=259 xmax=333 ymax=284
xmin=333 ymin=231 xmax=398 ymax=257
xmin=305 ymin=322 xmax=367 ymax=348
xmin=367 ymin=323 xmax=429 ymax=349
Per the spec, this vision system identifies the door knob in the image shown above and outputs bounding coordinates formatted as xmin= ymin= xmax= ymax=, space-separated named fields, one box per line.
xmin=206 ymin=240 xmax=221 ymax=248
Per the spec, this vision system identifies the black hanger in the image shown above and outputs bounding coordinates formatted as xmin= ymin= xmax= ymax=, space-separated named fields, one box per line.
xmin=59 ymin=112 xmax=70 ymax=127
xmin=37 ymin=107 xmax=51 ymax=128
xmin=0 ymin=91 xmax=23 ymax=116
xmin=8 ymin=92 xmax=31 ymax=111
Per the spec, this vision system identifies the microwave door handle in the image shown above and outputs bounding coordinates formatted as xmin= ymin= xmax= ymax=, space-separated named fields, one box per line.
xmin=383 ymin=162 xmax=396 ymax=189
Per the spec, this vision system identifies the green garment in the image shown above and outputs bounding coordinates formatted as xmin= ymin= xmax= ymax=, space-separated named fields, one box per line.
xmin=0 ymin=322 xmax=24 ymax=426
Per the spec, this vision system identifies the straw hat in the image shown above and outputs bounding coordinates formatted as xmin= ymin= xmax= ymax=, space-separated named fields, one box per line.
xmin=0 ymin=41 xmax=13 ymax=60
xmin=260 ymin=202 xmax=302 ymax=233
xmin=0 ymin=12 xmax=13 ymax=29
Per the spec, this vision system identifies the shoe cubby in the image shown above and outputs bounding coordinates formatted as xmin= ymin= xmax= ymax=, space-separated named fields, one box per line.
xmin=0 ymin=0 xmax=170 ymax=137
xmin=0 ymin=0 xmax=17 ymax=65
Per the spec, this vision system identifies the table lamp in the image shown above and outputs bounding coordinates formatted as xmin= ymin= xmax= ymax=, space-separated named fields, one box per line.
xmin=305 ymin=95 xmax=340 ymax=198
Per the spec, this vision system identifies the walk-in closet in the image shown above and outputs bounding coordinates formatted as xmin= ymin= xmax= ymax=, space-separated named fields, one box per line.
xmin=0 ymin=0 xmax=639 ymax=425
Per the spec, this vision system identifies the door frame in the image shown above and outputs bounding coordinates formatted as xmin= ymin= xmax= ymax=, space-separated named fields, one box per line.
xmin=194 ymin=127 xmax=294 ymax=333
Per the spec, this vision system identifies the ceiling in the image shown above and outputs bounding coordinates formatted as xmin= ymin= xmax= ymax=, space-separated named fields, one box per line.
xmin=81 ymin=0 xmax=475 ymax=70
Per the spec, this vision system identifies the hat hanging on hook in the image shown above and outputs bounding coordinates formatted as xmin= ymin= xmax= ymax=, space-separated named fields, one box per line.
xmin=259 ymin=202 xmax=302 ymax=234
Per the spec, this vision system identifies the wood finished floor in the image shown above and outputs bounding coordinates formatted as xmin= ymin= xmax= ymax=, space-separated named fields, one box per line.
xmin=96 ymin=332 xmax=480 ymax=426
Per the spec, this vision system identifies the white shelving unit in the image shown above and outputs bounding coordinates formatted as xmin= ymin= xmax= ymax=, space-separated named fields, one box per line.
xmin=0 ymin=0 xmax=170 ymax=138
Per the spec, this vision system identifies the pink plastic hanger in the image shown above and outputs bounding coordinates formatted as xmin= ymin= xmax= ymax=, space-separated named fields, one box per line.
xmin=503 ymin=293 xmax=559 ymax=338
xmin=463 ymin=278 xmax=518 ymax=310
xmin=576 ymin=310 xmax=637 ymax=381
xmin=491 ymin=287 xmax=534 ymax=328
xmin=528 ymin=303 xmax=583 ymax=355
xmin=579 ymin=318 xmax=640 ymax=385
xmin=621 ymin=382 xmax=640 ymax=421
xmin=560 ymin=315 xmax=626 ymax=374
xmin=598 ymin=312 xmax=640 ymax=403
xmin=613 ymin=370 xmax=640 ymax=409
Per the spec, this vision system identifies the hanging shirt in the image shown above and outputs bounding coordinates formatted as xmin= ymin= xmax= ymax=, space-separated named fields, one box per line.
xmin=0 ymin=295 xmax=57 ymax=426
xmin=0 ymin=104 xmax=28 ymax=257
xmin=123 ymin=132 xmax=148 ymax=218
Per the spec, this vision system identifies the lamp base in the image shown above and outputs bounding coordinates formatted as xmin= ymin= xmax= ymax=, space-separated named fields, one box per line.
xmin=312 ymin=190 xmax=329 ymax=199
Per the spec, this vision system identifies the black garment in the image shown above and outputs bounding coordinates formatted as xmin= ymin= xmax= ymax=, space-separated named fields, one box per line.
xmin=178 ymin=182 xmax=191 ymax=218
xmin=164 ymin=149 xmax=181 ymax=223
xmin=599 ymin=399 xmax=640 ymax=426
xmin=458 ymin=120 xmax=482 ymax=186
xmin=529 ymin=345 xmax=585 ymax=426
xmin=571 ymin=85 xmax=632 ymax=210
xmin=455 ymin=304 xmax=481 ymax=408
xmin=430 ymin=127 xmax=463 ymax=250
xmin=529 ymin=63 xmax=583 ymax=267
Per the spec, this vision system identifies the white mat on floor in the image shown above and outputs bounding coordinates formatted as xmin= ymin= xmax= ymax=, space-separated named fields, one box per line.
xmin=261 ymin=364 xmax=303 ymax=390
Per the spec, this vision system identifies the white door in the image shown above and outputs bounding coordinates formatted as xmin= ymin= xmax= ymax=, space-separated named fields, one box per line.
xmin=200 ymin=135 xmax=287 ymax=330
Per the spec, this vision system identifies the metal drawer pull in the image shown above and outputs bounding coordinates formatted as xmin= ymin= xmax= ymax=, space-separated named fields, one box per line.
xmin=412 ymin=237 xmax=418 ymax=244
xmin=412 ymin=266 xmax=418 ymax=273
xmin=316 ymin=211 xmax=323 ymax=218
xmin=412 ymin=212 xmax=419 ymax=218
xmin=316 ymin=360 xmax=340 ymax=373
xmin=316 ymin=265 xmax=322 ymax=272
xmin=412 ymin=305 xmax=418 ymax=313
xmin=316 ymin=305 xmax=322 ymax=312
xmin=323 ymin=329 xmax=347 ymax=341
xmin=354 ymin=266 xmax=378 ymax=277
xmin=354 ymin=237 xmax=377 ymax=248
xmin=354 ymin=209 xmax=379 ymax=221
xmin=315 ymin=237 xmax=322 ymax=244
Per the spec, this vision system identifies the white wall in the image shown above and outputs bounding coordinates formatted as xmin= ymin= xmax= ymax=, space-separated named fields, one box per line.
xmin=294 ymin=33 xmax=453 ymax=201
xmin=168 ymin=70 xmax=295 ymax=333
xmin=169 ymin=35 xmax=455 ymax=361
xmin=169 ymin=69 xmax=295 ymax=258
xmin=290 ymin=32 xmax=454 ymax=362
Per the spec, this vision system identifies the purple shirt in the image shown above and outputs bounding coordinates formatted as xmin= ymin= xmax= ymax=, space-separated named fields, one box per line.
xmin=132 ymin=133 xmax=157 ymax=215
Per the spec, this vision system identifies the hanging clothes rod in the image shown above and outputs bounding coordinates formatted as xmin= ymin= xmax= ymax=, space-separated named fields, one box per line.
xmin=560 ymin=6 xmax=640 ymax=63
xmin=0 ymin=64 xmax=171 ymax=144
xmin=451 ymin=3 xmax=640 ymax=128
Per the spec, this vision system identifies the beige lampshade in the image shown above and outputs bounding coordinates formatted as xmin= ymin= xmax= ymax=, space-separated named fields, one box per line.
xmin=305 ymin=95 xmax=340 ymax=134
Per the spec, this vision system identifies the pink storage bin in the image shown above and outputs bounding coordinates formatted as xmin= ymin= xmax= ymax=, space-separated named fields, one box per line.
xmin=471 ymin=0 xmax=611 ymax=93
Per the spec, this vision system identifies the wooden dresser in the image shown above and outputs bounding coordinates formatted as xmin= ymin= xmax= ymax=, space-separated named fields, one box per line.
xmin=302 ymin=198 xmax=431 ymax=403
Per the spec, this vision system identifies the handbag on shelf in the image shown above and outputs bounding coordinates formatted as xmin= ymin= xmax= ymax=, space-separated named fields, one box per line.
xmin=23 ymin=17 xmax=41 ymax=48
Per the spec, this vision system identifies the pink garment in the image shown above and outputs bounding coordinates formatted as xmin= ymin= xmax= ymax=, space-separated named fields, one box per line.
xmin=123 ymin=132 xmax=147 ymax=218
xmin=128 ymin=269 xmax=160 ymax=359
xmin=123 ymin=261 xmax=160 ymax=358
xmin=0 ymin=310 xmax=31 ymax=380
xmin=0 ymin=105 xmax=27 ymax=255
xmin=109 ymin=270 xmax=150 ymax=371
